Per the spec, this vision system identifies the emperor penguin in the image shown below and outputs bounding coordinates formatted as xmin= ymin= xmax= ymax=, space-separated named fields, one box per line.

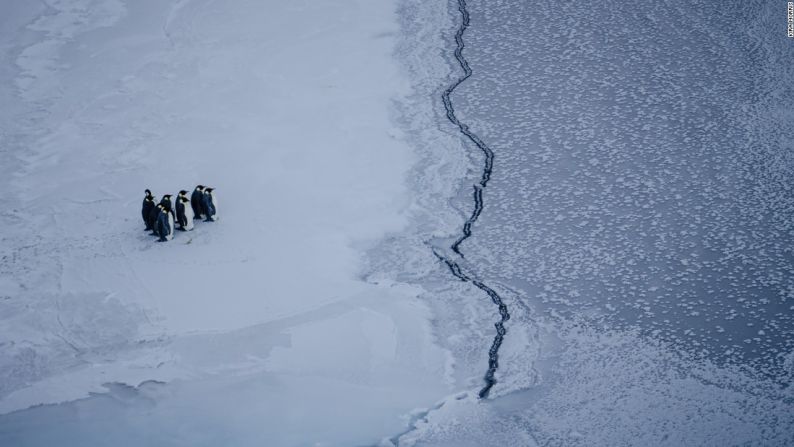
xmin=202 ymin=187 xmax=218 ymax=222
xmin=191 ymin=185 xmax=205 ymax=219
xmin=142 ymin=189 xmax=156 ymax=231
xmin=155 ymin=204 xmax=175 ymax=242
xmin=175 ymin=190 xmax=194 ymax=231
xmin=159 ymin=194 xmax=176 ymax=221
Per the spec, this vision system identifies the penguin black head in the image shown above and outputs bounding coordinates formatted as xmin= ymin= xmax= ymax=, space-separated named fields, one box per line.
xmin=205 ymin=187 xmax=214 ymax=193
xmin=145 ymin=189 xmax=152 ymax=198
xmin=196 ymin=185 xmax=204 ymax=190
xmin=178 ymin=190 xmax=188 ymax=196
xmin=163 ymin=194 xmax=172 ymax=200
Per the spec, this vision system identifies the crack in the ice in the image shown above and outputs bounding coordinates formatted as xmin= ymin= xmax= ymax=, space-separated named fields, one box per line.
xmin=436 ymin=0 xmax=509 ymax=399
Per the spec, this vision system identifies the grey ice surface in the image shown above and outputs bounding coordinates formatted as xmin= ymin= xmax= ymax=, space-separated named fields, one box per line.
xmin=453 ymin=0 xmax=794 ymax=378
xmin=392 ymin=0 xmax=794 ymax=445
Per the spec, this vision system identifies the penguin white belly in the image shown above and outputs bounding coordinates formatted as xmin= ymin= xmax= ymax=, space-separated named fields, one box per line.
xmin=184 ymin=204 xmax=194 ymax=230
xmin=166 ymin=213 xmax=174 ymax=241
xmin=210 ymin=194 xmax=218 ymax=220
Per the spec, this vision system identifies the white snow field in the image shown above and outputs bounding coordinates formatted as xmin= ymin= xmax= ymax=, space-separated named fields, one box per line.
xmin=0 ymin=0 xmax=462 ymax=445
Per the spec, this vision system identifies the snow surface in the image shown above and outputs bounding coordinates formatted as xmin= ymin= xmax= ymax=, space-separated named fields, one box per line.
xmin=0 ymin=0 xmax=460 ymax=445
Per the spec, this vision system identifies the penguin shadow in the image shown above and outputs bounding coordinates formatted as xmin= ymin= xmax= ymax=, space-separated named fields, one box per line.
xmin=140 ymin=227 xmax=195 ymax=247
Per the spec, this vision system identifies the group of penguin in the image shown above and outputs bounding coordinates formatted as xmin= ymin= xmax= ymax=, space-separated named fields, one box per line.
xmin=142 ymin=185 xmax=218 ymax=242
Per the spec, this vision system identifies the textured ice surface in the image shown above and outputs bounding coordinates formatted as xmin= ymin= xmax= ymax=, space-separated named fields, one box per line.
xmin=395 ymin=0 xmax=794 ymax=445
xmin=454 ymin=0 xmax=794 ymax=377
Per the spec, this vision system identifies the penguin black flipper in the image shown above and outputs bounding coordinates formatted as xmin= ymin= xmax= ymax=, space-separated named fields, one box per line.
xmin=147 ymin=204 xmax=160 ymax=235
xmin=177 ymin=192 xmax=194 ymax=231
xmin=155 ymin=206 xmax=174 ymax=242
xmin=202 ymin=187 xmax=217 ymax=222
xmin=155 ymin=205 xmax=166 ymax=241
xmin=142 ymin=190 xmax=155 ymax=230
xmin=176 ymin=199 xmax=185 ymax=230
xmin=191 ymin=185 xmax=205 ymax=219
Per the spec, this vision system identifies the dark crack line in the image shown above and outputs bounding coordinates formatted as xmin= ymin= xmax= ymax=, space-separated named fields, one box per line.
xmin=443 ymin=0 xmax=491 ymax=257
xmin=436 ymin=0 xmax=510 ymax=399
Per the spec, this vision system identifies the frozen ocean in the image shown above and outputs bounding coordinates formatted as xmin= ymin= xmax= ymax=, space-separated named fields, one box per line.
xmin=1 ymin=0 xmax=793 ymax=445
